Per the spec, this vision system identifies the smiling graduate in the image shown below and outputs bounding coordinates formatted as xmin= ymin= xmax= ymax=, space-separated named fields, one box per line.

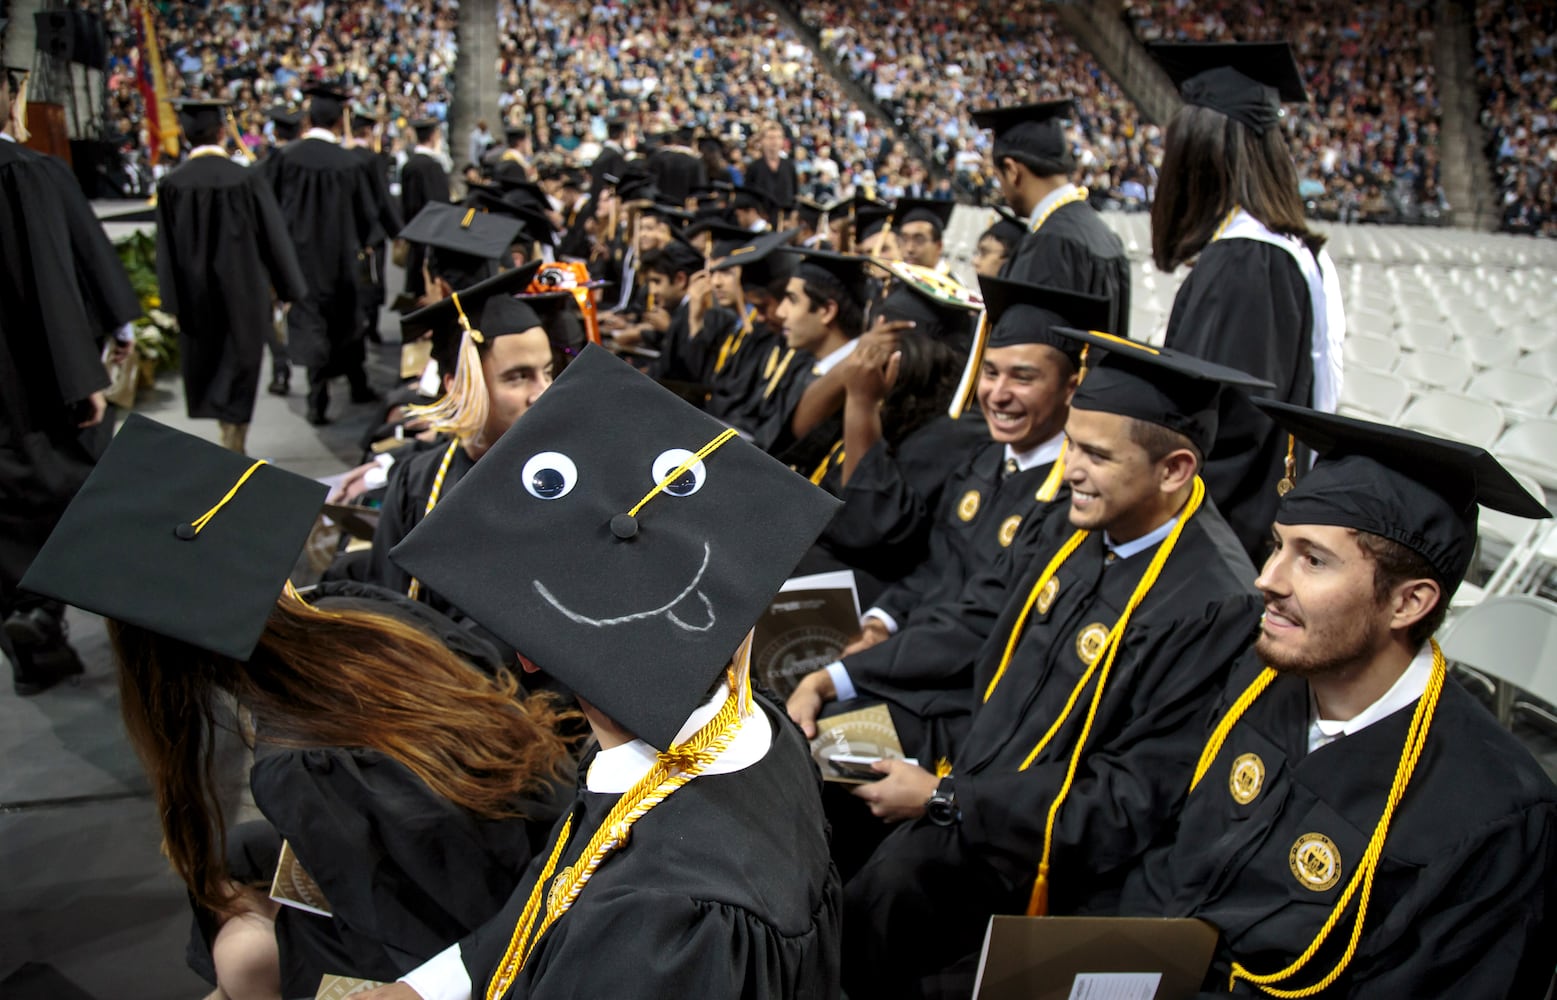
xmin=378 ymin=344 xmax=844 ymax=1000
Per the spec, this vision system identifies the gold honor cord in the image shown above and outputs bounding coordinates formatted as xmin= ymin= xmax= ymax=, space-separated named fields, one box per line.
xmin=974 ymin=477 xmax=1207 ymax=915
xmin=1019 ymin=476 xmax=1206 ymax=916
xmin=486 ymin=668 xmax=750 ymax=1000
xmin=808 ymin=440 xmax=845 ymax=486
xmin=186 ymin=460 xmax=269 ymax=535
xmin=714 ymin=305 xmax=758 ymax=375
xmin=763 ymin=348 xmax=797 ymax=400
xmin=1028 ymin=186 xmax=1090 ymax=234
xmin=1034 ymin=439 xmax=1069 ymax=503
xmin=1189 ymin=643 xmax=1447 ymax=997
xmin=626 ymin=428 xmax=739 ymax=519
xmin=405 ymin=440 xmax=460 ymax=601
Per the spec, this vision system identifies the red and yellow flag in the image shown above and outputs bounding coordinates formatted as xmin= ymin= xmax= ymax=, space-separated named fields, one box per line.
xmin=133 ymin=0 xmax=178 ymax=160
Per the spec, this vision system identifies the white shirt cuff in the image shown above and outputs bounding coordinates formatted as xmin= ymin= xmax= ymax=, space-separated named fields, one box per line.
xmin=399 ymin=943 xmax=470 ymax=1000
xmin=113 ymin=322 xmax=136 ymax=344
xmin=862 ymin=608 xmax=899 ymax=635
xmin=826 ymin=661 xmax=857 ymax=703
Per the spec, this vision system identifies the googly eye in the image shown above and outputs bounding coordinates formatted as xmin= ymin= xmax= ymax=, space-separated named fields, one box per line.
xmin=652 ymin=449 xmax=706 ymax=497
xmin=522 ymin=452 xmax=578 ymax=500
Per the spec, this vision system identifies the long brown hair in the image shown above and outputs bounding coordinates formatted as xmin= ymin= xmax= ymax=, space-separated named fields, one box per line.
xmin=1150 ymin=104 xmax=1325 ymax=271
xmin=112 ymin=594 xmax=576 ymax=913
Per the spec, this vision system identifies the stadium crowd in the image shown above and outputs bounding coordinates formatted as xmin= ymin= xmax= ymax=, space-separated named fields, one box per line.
xmin=98 ymin=0 xmax=458 ymax=186
xmin=492 ymin=0 xmax=922 ymax=203
xmin=796 ymin=0 xmax=1161 ymax=210
xmin=1124 ymin=0 xmax=1450 ymax=225
xmin=1473 ymin=0 xmax=1557 ymax=236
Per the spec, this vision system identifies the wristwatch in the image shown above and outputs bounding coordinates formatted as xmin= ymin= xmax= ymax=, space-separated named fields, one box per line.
xmin=926 ymin=778 xmax=960 ymax=826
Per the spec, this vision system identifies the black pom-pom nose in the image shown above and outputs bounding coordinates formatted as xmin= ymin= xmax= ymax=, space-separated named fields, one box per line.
xmin=610 ymin=513 xmax=639 ymax=540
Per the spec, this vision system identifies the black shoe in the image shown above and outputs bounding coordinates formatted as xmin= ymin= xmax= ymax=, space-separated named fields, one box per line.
xmin=4 ymin=607 xmax=62 ymax=648
xmin=307 ymin=406 xmax=331 ymax=426
xmin=350 ymin=384 xmax=383 ymax=404
xmin=268 ymin=369 xmax=291 ymax=396
xmin=11 ymin=642 xmax=85 ymax=696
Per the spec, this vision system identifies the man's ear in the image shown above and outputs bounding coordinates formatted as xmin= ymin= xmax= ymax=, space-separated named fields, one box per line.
xmin=1389 ymin=578 xmax=1442 ymax=635
xmin=1157 ymin=448 xmax=1198 ymax=494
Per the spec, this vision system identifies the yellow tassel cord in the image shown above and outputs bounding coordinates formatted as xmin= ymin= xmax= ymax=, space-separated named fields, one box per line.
xmin=975 ymin=477 xmax=1207 ymax=916
xmin=1028 ymin=186 xmax=1089 ymax=234
xmin=714 ymin=305 xmax=758 ymax=375
xmin=626 ymin=428 xmax=739 ymax=518
xmin=405 ymin=440 xmax=460 ymax=601
xmin=947 ymin=309 xmax=991 ymax=419
xmin=405 ymin=293 xmax=491 ymax=444
xmin=1188 ymin=643 xmax=1447 ymax=997
xmin=485 ymin=668 xmax=751 ymax=1000
xmin=188 ymin=460 xmax=269 ymax=534
xmin=808 ymin=440 xmax=846 ymax=486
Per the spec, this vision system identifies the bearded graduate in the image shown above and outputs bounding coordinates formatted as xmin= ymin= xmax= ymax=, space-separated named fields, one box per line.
xmin=369 ymin=345 xmax=844 ymax=1000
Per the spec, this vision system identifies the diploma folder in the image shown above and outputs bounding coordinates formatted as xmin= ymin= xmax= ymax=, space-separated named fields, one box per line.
xmin=972 ymin=916 xmax=1219 ymax=1000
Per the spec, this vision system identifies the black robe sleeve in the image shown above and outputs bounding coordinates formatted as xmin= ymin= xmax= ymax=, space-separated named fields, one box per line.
xmin=1163 ymin=241 xmax=1312 ymax=560
xmin=249 ymin=170 xmax=311 ymax=304
xmin=368 ymin=449 xmax=426 ymax=596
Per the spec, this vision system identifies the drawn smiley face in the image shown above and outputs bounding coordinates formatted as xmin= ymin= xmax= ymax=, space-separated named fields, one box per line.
xmin=392 ymin=345 xmax=841 ymax=748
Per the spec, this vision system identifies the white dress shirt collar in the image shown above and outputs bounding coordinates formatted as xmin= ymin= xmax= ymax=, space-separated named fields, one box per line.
xmin=1308 ymin=643 xmax=1434 ymax=752
xmin=1104 ymin=516 xmax=1179 ymax=561
xmin=303 ymin=127 xmax=339 ymax=144
xmin=586 ymin=686 xmax=773 ymax=793
xmin=812 ymin=337 xmax=860 ymax=377
xmin=1006 ymin=432 xmax=1065 ymax=472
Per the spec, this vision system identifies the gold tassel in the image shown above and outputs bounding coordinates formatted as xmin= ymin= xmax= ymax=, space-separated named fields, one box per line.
xmin=404 ymin=293 xmax=490 ymax=444
xmin=1026 ymin=865 xmax=1049 ymax=917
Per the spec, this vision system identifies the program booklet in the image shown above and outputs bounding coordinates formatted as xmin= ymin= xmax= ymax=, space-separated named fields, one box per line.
xmin=808 ymin=702 xmax=914 ymax=784
xmin=751 ymin=570 xmax=860 ymax=701
xmin=270 ymin=839 xmax=332 ymax=918
xmin=971 ymin=915 xmax=1219 ymax=1000
xmin=316 ymin=974 xmax=389 ymax=998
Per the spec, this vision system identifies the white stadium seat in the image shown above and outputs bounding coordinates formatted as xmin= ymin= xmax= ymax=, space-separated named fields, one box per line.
xmin=1467 ymin=368 xmax=1557 ymax=419
xmin=1399 ymin=391 xmax=1505 ymax=449
xmin=1496 ymin=419 xmax=1557 ymax=492
xmin=1395 ymin=349 xmax=1471 ymax=392
xmin=1342 ymin=334 xmax=1400 ymax=372
xmin=1340 ymin=369 xmax=1412 ymax=423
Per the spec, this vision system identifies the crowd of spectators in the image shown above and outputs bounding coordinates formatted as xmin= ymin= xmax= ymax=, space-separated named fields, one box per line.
xmin=791 ymin=0 xmax=1161 ymax=211
xmin=1123 ymin=0 xmax=1450 ymax=226
xmin=97 ymin=0 xmax=458 ymax=188
xmin=495 ymin=0 xmax=924 ymax=204
xmin=1473 ymin=1 xmax=1557 ymax=237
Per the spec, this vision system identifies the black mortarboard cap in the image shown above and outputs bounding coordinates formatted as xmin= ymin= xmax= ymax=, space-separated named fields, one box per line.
xmin=854 ymin=201 xmax=894 ymax=243
xmin=390 ymin=345 xmax=840 ymax=749
xmin=1256 ymin=401 xmax=1549 ymax=587
xmin=466 ymin=186 xmax=556 ymax=245
xmin=19 ymin=414 xmax=326 ymax=661
xmin=410 ymin=116 xmax=442 ymax=135
xmin=686 ymin=219 xmax=752 ymax=259
xmin=980 ymin=275 xmax=1110 ymax=368
xmin=710 ymin=229 xmax=799 ymax=290
xmin=642 ymin=203 xmax=693 ymax=227
xmin=1063 ymin=329 xmax=1274 ymax=455
xmin=781 ymin=248 xmax=872 ymax=312
xmin=302 ymin=82 xmax=349 ymax=118
xmin=399 ymin=203 xmax=526 ymax=262
xmin=401 ymin=260 xmax=546 ymax=345
xmin=733 ymin=184 xmax=780 ymax=215
xmin=1150 ymin=42 xmax=1308 ymax=135
xmin=890 ymin=197 xmax=954 ymax=236
xmin=651 ymin=236 xmax=705 ymax=277
xmin=795 ymin=198 xmax=825 ymax=229
xmin=971 ymin=100 xmax=1076 ymax=174
xmin=504 ymin=124 xmax=529 ymax=142
xmin=350 ymin=109 xmax=377 ymax=132
xmin=172 ymin=99 xmax=230 ymax=137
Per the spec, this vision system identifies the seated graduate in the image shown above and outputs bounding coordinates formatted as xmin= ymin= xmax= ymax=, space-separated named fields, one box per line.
xmin=793 ymin=271 xmax=985 ymax=592
xmin=702 ymin=228 xmax=799 ymax=436
xmin=888 ymin=198 xmax=956 ymax=276
xmin=641 ymin=237 xmax=711 ymax=385
xmin=19 ymin=415 xmax=574 ymax=1000
xmin=1117 ymin=403 xmax=1557 ymax=998
xmin=972 ymin=209 xmax=1028 ymax=278
xmin=399 ymin=201 xmax=523 ymax=311
xmin=788 ymin=276 xmax=1110 ymax=759
xmin=813 ymin=335 xmax=1271 ymax=1000
xmin=370 ymin=344 xmax=843 ymax=1000
xmin=365 ymin=262 xmax=554 ymax=606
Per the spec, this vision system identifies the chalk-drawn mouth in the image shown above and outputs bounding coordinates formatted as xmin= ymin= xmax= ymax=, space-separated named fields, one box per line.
xmin=533 ymin=541 xmax=716 ymax=633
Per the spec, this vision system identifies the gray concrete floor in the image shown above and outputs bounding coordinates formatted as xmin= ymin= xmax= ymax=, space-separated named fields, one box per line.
xmin=1 ymin=222 xmax=406 ymax=998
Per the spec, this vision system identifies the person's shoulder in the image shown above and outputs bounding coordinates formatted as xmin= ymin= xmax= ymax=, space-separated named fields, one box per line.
xmin=1152 ymin=505 xmax=1261 ymax=607
xmin=1039 ymin=201 xmax=1125 ymax=254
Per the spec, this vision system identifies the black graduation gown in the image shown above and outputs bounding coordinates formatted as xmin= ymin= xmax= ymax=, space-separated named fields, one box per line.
xmin=841 ymin=507 xmax=1261 ymax=999
xmin=588 ymin=144 xmax=628 ymax=193
xmin=349 ymin=146 xmax=403 ymax=311
xmin=399 ymin=152 xmax=450 ymax=297
xmin=459 ymin=697 xmax=842 ymax=998
xmin=249 ymin=744 xmax=561 ymax=997
xmin=814 ymin=415 xmax=988 ymax=587
xmin=1001 ymin=199 xmax=1132 ymax=338
xmin=871 ymin=440 xmax=1060 ymax=629
xmin=267 ymin=138 xmax=377 ymax=369
xmin=154 ymin=155 xmax=309 ymax=422
xmin=647 ymin=146 xmax=708 ymax=204
xmin=647 ymin=298 xmax=708 ymax=385
xmin=1163 ymin=240 xmax=1312 ymax=563
xmin=745 ymin=157 xmax=799 ymax=210
xmin=704 ymin=307 xmax=777 ymax=435
xmin=368 ymin=440 xmax=476 ymax=610
xmin=1120 ymin=658 xmax=1557 ymax=998
xmin=0 ymin=139 xmax=140 ymax=591
xmin=751 ymin=345 xmax=824 ymax=455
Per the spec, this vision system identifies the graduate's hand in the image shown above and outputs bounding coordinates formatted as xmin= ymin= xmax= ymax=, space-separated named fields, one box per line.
xmin=863 ymin=314 xmax=915 ymax=347
xmin=645 ymin=306 xmax=672 ymax=332
xmin=355 ymin=985 xmax=422 ymax=1000
xmin=685 ymin=270 xmax=713 ymax=334
xmin=842 ymin=340 xmax=901 ymax=406
xmin=851 ymin=760 xmax=937 ymax=822
xmin=841 ymin=619 xmax=890 ymax=657
xmin=597 ymin=311 xmax=629 ymax=331
xmin=786 ymin=669 xmax=837 ymax=739
xmin=612 ymin=326 xmax=644 ymax=348
xmin=108 ymin=340 xmax=133 ymax=364
xmin=77 ymin=392 xmax=108 ymax=429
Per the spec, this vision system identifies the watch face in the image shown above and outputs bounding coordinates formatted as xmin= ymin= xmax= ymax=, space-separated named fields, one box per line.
xmin=927 ymin=791 xmax=958 ymax=826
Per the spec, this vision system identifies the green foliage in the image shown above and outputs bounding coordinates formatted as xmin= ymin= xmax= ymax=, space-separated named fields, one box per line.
xmin=113 ymin=230 xmax=181 ymax=374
